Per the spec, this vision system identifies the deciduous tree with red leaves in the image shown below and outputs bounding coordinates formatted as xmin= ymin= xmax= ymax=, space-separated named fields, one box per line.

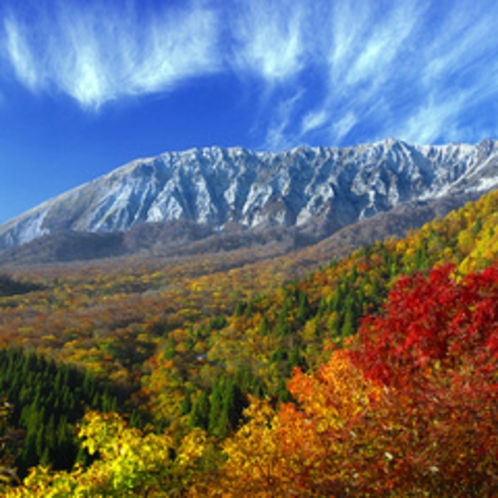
xmin=216 ymin=265 xmax=498 ymax=496
xmin=349 ymin=264 xmax=498 ymax=495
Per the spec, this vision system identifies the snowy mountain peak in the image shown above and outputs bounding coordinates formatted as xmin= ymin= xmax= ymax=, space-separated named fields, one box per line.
xmin=1 ymin=138 xmax=498 ymax=250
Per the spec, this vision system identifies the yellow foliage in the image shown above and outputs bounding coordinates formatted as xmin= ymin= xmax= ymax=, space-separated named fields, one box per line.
xmin=215 ymin=352 xmax=385 ymax=496
xmin=7 ymin=412 xmax=209 ymax=498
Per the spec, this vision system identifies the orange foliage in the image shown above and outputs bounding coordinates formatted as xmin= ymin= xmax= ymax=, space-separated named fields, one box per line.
xmin=217 ymin=265 xmax=498 ymax=496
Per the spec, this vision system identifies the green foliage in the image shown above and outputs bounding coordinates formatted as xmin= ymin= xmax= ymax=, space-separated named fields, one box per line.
xmin=0 ymin=349 xmax=119 ymax=477
xmin=208 ymin=376 xmax=247 ymax=439
xmin=0 ymin=401 xmax=21 ymax=490
xmin=0 ymin=275 xmax=42 ymax=298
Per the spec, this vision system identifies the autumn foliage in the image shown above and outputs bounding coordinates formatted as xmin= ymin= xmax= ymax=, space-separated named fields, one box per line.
xmin=217 ymin=265 xmax=498 ymax=496
xmin=3 ymin=190 xmax=498 ymax=495
xmin=352 ymin=264 xmax=498 ymax=386
xmin=8 ymin=412 xmax=211 ymax=497
xmin=350 ymin=264 xmax=498 ymax=495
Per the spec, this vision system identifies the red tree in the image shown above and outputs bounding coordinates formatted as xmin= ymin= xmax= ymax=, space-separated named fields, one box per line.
xmin=349 ymin=264 xmax=498 ymax=495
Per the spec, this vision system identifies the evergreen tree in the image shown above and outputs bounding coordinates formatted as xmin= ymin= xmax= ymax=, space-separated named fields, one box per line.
xmin=0 ymin=348 xmax=120 ymax=477
xmin=189 ymin=391 xmax=210 ymax=431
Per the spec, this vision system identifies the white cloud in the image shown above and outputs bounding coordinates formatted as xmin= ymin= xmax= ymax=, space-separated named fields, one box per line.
xmin=393 ymin=2 xmax=498 ymax=144
xmin=300 ymin=1 xmax=431 ymax=145
xmin=344 ymin=4 xmax=421 ymax=88
xmin=421 ymin=4 xmax=496 ymax=86
xmin=396 ymin=98 xmax=463 ymax=145
xmin=2 ymin=0 xmax=498 ymax=147
xmin=301 ymin=109 xmax=329 ymax=135
xmin=328 ymin=2 xmax=370 ymax=82
xmin=4 ymin=15 xmax=40 ymax=91
xmin=331 ymin=111 xmax=358 ymax=143
xmin=294 ymin=0 xmax=498 ymax=146
xmin=229 ymin=0 xmax=307 ymax=84
xmin=263 ymin=90 xmax=304 ymax=151
xmin=1 ymin=1 xmax=221 ymax=109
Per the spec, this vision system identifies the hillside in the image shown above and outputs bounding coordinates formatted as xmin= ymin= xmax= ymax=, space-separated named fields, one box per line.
xmin=0 ymin=190 xmax=482 ymax=266
xmin=1 ymin=187 xmax=498 ymax=495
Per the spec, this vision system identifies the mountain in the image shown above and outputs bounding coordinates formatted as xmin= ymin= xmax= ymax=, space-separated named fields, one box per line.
xmin=1 ymin=138 xmax=498 ymax=261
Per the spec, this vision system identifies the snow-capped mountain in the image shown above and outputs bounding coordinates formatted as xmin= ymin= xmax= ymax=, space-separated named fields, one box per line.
xmin=2 ymin=138 xmax=498 ymax=251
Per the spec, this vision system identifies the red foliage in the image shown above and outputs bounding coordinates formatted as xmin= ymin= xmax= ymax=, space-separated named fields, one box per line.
xmin=220 ymin=260 xmax=498 ymax=495
xmin=345 ymin=265 xmax=498 ymax=494
xmin=351 ymin=264 xmax=498 ymax=387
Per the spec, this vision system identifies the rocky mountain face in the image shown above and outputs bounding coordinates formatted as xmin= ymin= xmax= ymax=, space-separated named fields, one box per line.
xmin=1 ymin=138 xmax=498 ymax=259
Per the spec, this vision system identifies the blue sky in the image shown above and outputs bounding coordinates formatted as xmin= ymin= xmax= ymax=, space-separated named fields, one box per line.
xmin=0 ymin=0 xmax=497 ymax=224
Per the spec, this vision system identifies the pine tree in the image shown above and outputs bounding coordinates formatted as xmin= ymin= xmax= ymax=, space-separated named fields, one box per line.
xmin=189 ymin=391 xmax=210 ymax=431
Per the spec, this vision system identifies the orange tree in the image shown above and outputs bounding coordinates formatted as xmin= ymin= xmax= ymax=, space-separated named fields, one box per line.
xmin=215 ymin=265 xmax=498 ymax=497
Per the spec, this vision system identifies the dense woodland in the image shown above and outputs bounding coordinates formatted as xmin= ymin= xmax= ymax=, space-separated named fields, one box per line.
xmin=1 ymin=189 xmax=498 ymax=495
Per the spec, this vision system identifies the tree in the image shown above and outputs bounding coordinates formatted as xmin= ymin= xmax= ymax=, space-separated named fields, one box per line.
xmin=8 ymin=412 xmax=209 ymax=497
xmin=0 ymin=401 xmax=21 ymax=490
xmin=216 ymin=265 xmax=498 ymax=497
xmin=219 ymin=352 xmax=385 ymax=496
xmin=348 ymin=264 xmax=498 ymax=495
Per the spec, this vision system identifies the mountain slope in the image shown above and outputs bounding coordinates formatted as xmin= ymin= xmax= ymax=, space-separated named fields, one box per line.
xmin=1 ymin=138 xmax=498 ymax=254
xmin=0 ymin=190 xmax=483 ymax=266
xmin=2 ymin=185 xmax=498 ymax=494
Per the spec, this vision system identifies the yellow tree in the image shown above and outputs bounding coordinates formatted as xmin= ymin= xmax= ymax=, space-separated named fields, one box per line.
xmin=217 ymin=351 xmax=387 ymax=497
xmin=7 ymin=412 xmax=209 ymax=498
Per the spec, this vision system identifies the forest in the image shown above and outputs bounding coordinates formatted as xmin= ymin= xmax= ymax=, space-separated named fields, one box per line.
xmin=1 ymin=189 xmax=498 ymax=496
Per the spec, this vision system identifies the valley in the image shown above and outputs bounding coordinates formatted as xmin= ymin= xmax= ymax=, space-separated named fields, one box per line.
xmin=1 ymin=184 xmax=497 ymax=495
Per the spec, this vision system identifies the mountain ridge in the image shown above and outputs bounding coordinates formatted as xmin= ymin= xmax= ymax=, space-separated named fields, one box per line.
xmin=2 ymin=138 xmax=498 ymax=257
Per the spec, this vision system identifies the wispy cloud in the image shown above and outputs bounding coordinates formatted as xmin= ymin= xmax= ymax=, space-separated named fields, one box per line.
xmin=263 ymin=89 xmax=304 ymax=151
xmin=2 ymin=0 xmax=498 ymax=146
xmin=301 ymin=110 xmax=329 ymax=136
xmin=229 ymin=0 xmax=307 ymax=84
xmin=3 ymin=15 xmax=40 ymax=91
xmin=1 ymin=1 xmax=220 ymax=109
xmin=296 ymin=1 xmax=429 ymax=142
xmin=332 ymin=112 xmax=358 ymax=143
xmin=292 ymin=0 xmax=498 ymax=146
